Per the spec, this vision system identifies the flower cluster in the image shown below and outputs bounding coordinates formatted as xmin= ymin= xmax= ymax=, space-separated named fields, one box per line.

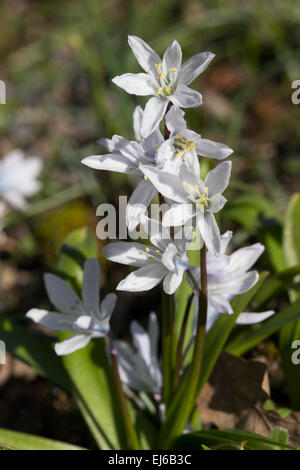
xmin=27 ymin=36 xmax=275 ymax=397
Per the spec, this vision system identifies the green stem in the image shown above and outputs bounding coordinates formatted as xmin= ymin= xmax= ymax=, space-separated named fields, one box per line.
xmin=173 ymin=294 xmax=194 ymax=391
xmin=158 ymin=245 xmax=208 ymax=449
xmin=161 ymin=292 xmax=175 ymax=406
xmin=107 ymin=335 xmax=140 ymax=450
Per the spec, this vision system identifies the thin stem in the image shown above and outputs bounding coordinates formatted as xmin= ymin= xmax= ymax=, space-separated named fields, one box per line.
xmin=161 ymin=292 xmax=175 ymax=406
xmin=173 ymin=294 xmax=194 ymax=391
xmin=107 ymin=335 xmax=140 ymax=450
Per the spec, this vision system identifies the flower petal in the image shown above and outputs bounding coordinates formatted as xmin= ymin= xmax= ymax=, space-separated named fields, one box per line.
xmin=141 ymin=165 xmax=188 ymax=203
xmin=117 ymin=263 xmax=167 ymax=292
xmin=162 ymin=40 xmax=182 ymax=76
xmin=133 ymin=105 xmax=144 ymax=141
xmin=195 ymin=138 xmax=233 ymax=160
xmin=163 ymin=269 xmax=185 ymax=295
xmin=82 ymin=258 xmax=101 ymax=317
xmin=126 ymin=179 xmax=156 ymax=231
xmin=198 ymin=211 xmax=221 ymax=255
xmin=236 ymin=310 xmax=275 ymax=325
xmin=163 ymin=203 xmax=194 ymax=227
xmin=205 ymin=161 xmax=232 ymax=196
xmin=141 ymin=97 xmax=168 ymax=138
xmin=101 ymin=293 xmax=117 ymax=320
xmin=55 ymin=334 xmax=92 ymax=356
xmin=112 ymin=73 xmax=155 ymax=96
xmin=103 ymin=241 xmax=150 ymax=267
xmin=171 ymin=84 xmax=202 ymax=108
xmin=44 ymin=273 xmax=83 ymax=315
xmin=179 ymin=52 xmax=215 ymax=85
xmin=209 ymin=294 xmax=233 ymax=314
xmin=130 ymin=320 xmax=151 ymax=368
xmin=209 ymin=194 xmax=227 ymax=213
xmin=228 ymin=244 xmax=264 ymax=273
xmin=81 ymin=153 xmax=134 ymax=175
xmin=26 ymin=308 xmax=75 ymax=331
xmin=161 ymin=243 xmax=178 ymax=271
xmin=128 ymin=35 xmax=160 ymax=75
xmin=165 ymin=106 xmax=186 ymax=135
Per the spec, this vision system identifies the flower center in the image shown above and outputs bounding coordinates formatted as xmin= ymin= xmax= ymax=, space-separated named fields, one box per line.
xmin=186 ymin=184 xmax=210 ymax=209
xmin=155 ymin=62 xmax=176 ymax=97
xmin=174 ymin=133 xmax=196 ymax=158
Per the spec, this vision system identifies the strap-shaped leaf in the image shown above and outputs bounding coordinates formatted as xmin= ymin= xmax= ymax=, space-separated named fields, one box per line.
xmin=0 ymin=428 xmax=84 ymax=450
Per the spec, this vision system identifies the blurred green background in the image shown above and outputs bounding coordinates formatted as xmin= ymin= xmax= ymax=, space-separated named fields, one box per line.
xmin=0 ymin=0 xmax=299 ymax=445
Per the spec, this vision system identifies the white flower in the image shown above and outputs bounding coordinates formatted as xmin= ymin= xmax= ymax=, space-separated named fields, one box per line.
xmin=114 ymin=312 xmax=162 ymax=396
xmin=26 ymin=258 xmax=117 ymax=355
xmin=164 ymin=106 xmax=233 ymax=161
xmin=112 ymin=35 xmax=215 ymax=137
xmin=190 ymin=231 xmax=275 ymax=328
xmin=82 ymin=106 xmax=192 ymax=231
xmin=0 ymin=150 xmax=42 ymax=209
xmin=103 ymin=217 xmax=192 ymax=295
xmin=141 ymin=161 xmax=232 ymax=255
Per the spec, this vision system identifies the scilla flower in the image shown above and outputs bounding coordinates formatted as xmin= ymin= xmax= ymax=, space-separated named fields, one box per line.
xmin=114 ymin=312 xmax=162 ymax=398
xmin=190 ymin=231 xmax=275 ymax=328
xmin=0 ymin=149 xmax=42 ymax=209
xmin=103 ymin=218 xmax=192 ymax=295
xmin=26 ymin=258 xmax=117 ymax=355
xmin=141 ymin=161 xmax=232 ymax=255
xmin=112 ymin=35 xmax=215 ymax=137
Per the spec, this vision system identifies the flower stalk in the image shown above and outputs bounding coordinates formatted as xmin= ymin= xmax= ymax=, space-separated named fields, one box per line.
xmin=107 ymin=334 xmax=141 ymax=450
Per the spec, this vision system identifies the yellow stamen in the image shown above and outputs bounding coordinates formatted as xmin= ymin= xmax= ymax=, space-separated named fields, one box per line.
xmin=157 ymin=72 xmax=165 ymax=79
xmin=168 ymin=68 xmax=177 ymax=72
xmin=157 ymin=87 xmax=162 ymax=95
xmin=195 ymin=185 xmax=199 ymax=192
xmin=155 ymin=63 xmax=162 ymax=71
xmin=186 ymin=183 xmax=189 ymax=190
xmin=155 ymin=250 xmax=160 ymax=254
xmin=144 ymin=175 xmax=148 ymax=180
xmin=176 ymin=150 xmax=185 ymax=158
xmin=146 ymin=247 xmax=150 ymax=252
xmin=205 ymin=186 xmax=209 ymax=193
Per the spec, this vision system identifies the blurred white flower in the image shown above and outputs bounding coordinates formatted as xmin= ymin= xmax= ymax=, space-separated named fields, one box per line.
xmin=112 ymin=35 xmax=215 ymax=137
xmin=190 ymin=231 xmax=275 ymax=327
xmin=0 ymin=150 xmax=42 ymax=209
xmin=26 ymin=258 xmax=117 ymax=355
xmin=114 ymin=312 xmax=162 ymax=397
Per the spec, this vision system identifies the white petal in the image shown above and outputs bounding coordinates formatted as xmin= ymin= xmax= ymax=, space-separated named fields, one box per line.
xmin=209 ymin=194 xmax=227 ymax=213
xmin=162 ymin=40 xmax=182 ymax=76
xmin=163 ymin=269 xmax=184 ymax=295
xmin=195 ymin=138 xmax=233 ymax=160
xmin=103 ymin=241 xmax=150 ymax=267
xmin=97 ymin=138 xmax=115 ymax=151
xmin=161 ymin=243 xmax=178 ymax=271
xmin=205 ymin=161 xmax=232 ymax=196
xmin=141 ymin=97 xmax=168 ymax=138
xmin=55 ymin=334 xmax=92 ymax=356
xmin=141 ymin=165 xmax=188 ymax=203
xmin=163 ymin=203 xmax=194 ymax=227
xmin=117 ymin=263 xmax=167 ymax=292
xmin=26 ymin=308 xmax=75 ymax=331
xmin=198 ymin=211 xmax=221 ymax=255
xmin=171 ymin=84 xmax=202 ymax=108
xmin=44 ymin=273 xmax=83 ymax=315
xmin=228 ymin=244 xmax=264 ymax=274
xmin=128 ymin=35 xmax=160 ymax=75
xmin=81 ymin=153 xmax=134 ymax=174
xmin=130 ymin=320 xmax=151 ymax=368
xmin=179 ymin=52 xmax=215 ymax=86
xmin=215 ymin=271 xmax=259 ymax=296
xmin=165 ymin=106 xmax=186 ymax=135
xmin=236 ymin=310 xmax=275 ymax=325
xmin=209 ymin=294 xmax=233 ymax=314
xmin=133 ymin=105 xmax=144 ymax=141
xmin=148 ymin=313 xmax=162 ymax=390
xmin=82 ymin=258 xmax=101 ymax=317
xmin=101 ymin=293 xmax=117 ymax=319
xmin=112 ymin=73 xmax=155 ymax=96
xmin=220 ymin=231 xmax=233 ymax=255
xmin=126 ymin=179 xmax=156 ymax=231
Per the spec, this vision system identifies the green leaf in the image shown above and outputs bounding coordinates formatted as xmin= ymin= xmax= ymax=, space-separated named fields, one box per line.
xmin=0 ymin=428 xmax=84 ymax=450
xmin=56 ymin=228 xmax=136 ymax=449
xmin=281 ymin=194 xmax=300 ymax=409
xmin=172 ymin=429 xmax=294 ymax=450
xmin=0 ymin=316 xmax=71 ymax=391
xmin=226 ymin=300 xmax=300 ymax=356
xmin=269 ymin=428 xmax=289 ymax=446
